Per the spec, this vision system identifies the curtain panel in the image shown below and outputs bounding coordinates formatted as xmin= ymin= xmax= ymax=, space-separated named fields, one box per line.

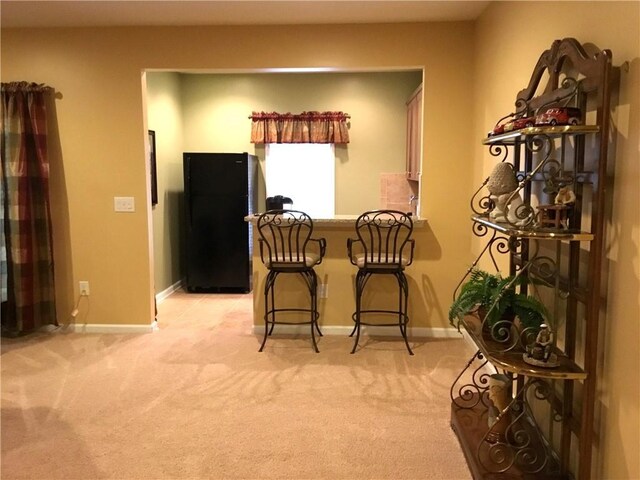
xmin=1 ymin=82 xmax=57 ymax=334
xmin=250 ymin=111 xmax=350 ymax=144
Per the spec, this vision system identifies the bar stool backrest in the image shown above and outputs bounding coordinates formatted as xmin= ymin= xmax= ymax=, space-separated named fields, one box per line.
xmin=354 ymin=210 xmax=414 ymax=269
xmin=257 ymin=209 xmax=315 ymax=269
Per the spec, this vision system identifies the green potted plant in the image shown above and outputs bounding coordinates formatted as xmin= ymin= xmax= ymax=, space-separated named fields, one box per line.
xmin=449 ymin=269 xmax=548 ymax=332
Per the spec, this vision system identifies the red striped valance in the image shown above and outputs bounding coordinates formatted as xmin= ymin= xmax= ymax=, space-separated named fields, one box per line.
xmin=250 ymin=111 xmax=350 ymax=144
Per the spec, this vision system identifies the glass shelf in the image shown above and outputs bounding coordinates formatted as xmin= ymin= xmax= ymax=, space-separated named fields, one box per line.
xmin=472 ymin=215 xmax=594 ymax=241
xmin=460 ymin=315 xmax=587 ymax=381
xmin=483 ymin=124 xmax=600 ymax=145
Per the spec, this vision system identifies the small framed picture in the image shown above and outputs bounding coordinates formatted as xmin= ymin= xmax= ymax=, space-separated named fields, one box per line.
xmin=148 ymin=130 xmax=158 ymax=206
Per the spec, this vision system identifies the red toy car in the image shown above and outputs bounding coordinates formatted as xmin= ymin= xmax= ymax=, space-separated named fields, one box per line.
xmin=535 ymin=107 xmax=582 ymax=126
xmin=504 ymin=116 xmax=535 ymax=132
xmin=489 ymin=123 xmax=506 ymax=136
xmin=489 ymin=115 xmax=535 ymax=136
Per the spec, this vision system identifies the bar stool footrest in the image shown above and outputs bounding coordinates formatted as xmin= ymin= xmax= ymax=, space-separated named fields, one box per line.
xmin=264 ymin=308 xmax=321 ymax=326
xmin=351 ymin=309 xmax=410 ymax=327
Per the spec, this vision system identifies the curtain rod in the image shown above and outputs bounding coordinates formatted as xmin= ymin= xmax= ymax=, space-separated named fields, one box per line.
xmin=1 ymin=82 xmax=54 ymax=93
xmin=248 ymin=111 xmax=350 ymax=119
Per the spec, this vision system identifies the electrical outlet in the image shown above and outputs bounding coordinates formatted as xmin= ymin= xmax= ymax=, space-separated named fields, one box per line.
xmin=79 ymin=281 xmax=90 ymax=296
xmin=318 ymin=284 xmax=328 ymax=298
xmin=114 ymin=196 xmax=135 ymax=212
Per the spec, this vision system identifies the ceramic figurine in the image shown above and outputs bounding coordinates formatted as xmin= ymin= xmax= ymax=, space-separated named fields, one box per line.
xmin=487 ymin=163 xmax=517 ymax=222
xmin=523 ymin=324 xmax=559 ymax=368
xmin=554 ymin=186 xmax=576 ymax=205
xmin=487 ymin=163 xmax=526 ymax=226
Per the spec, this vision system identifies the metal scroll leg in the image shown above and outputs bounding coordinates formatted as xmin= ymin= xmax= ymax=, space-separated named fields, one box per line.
xmin=259 ymin=270 xmax=277 ymax=352
xmin=350 ymin=270 xmax=367 ymax=354
xmin=303 ymin=270 xmax=320 ymax=353
xmin=396 ymin=271 xmax=413 ymax=355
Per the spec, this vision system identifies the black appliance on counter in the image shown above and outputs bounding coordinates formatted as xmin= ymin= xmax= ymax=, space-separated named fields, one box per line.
xmin=266 ymin=195 xmax=293 ymax=210
xmin=183 ymin=152 xmax=257 ymax=293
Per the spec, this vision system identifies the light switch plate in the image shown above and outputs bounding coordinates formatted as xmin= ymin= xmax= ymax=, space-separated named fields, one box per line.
xmin=114 ymin=196 xmax=135 ymax=212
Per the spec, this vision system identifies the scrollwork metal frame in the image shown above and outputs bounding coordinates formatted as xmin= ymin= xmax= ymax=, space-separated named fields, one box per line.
xmin=469 ymin=239 xmax=560 ymax=353
xmin=471 ymin=144 xmax=511 ymax=215
xmin=476 ymin=377 xmax=563 ymax=475
xmin=451 ymin=227 xmax=511 ymax=301
xmin=450 ymin=350 xmax=494 ymax=409
xmin=498 ymin=134 xmax=554 ymax=229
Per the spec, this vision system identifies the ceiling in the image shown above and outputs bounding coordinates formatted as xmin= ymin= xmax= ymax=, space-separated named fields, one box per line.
xmin=1 ymin=1 xmax=490 ymax=28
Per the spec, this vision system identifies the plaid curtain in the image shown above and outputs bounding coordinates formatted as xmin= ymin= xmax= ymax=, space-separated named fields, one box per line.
xmin=1 ymin=82 xmax=57 ymax=334
xmin=250 ymin=111 xmax=350 ymax=144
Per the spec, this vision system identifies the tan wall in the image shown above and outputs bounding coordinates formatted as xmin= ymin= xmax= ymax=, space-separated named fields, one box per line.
xmin=1 ymin=22 xmax=475 ymax=330
xmin=474 ymin=2 xmax=640 ymax=478
xmin=146 ymin=72 xmax=184 ymax=294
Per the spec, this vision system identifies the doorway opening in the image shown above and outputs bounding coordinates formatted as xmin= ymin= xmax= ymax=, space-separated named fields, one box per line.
xmin=144 ymin=68 xmax=424 ymax=307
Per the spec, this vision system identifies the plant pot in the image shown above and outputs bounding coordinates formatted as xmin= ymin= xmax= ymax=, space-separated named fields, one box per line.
xmin=478 ymin=306 xmax=516 ymax=343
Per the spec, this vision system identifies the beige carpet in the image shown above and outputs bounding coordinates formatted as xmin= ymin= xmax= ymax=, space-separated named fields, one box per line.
xmin=1 ymin=290 xmax=472 ymax=480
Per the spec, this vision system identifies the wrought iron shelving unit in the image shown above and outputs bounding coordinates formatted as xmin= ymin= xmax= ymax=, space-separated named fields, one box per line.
xmin=449 ymin=38 xmax=616 ymax=479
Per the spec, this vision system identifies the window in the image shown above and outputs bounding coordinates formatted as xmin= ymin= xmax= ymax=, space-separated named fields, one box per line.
xmin=265 ymin=143 xmax=335 ymax=218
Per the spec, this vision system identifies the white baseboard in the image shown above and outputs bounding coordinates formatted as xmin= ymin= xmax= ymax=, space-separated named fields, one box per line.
xmin=54 ymin=284 xmax=170 ymax=334
xmin=253 ymin=324 xmax=462 ymax=338
xmin=59 ymin=321 xmax=158 ymax=334
xmin=155 ymin=278 xmax=184 ymax=304
xmin=54 ymin=278 xmax=179 ymax=334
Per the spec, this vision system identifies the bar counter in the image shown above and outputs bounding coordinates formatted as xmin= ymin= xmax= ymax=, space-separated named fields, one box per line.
xmin=245 ymin=213 xmax=434 ymax=341
xmin=245 ymin=213 xmax=426 ymax=227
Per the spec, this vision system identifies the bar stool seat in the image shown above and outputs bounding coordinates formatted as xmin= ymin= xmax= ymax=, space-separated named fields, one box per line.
xmin=350 ymin=252 xmax=413 ymax=269
xmin=257 ymin=209 xmax=326 ymax=352
xmin=264 ymin=252 xmax=322 ymax=269
xmin=347 ymin=210 xmax=415 ymax=355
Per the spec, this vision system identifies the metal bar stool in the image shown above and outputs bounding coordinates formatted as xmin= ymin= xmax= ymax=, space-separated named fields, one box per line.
xmin=347 ymin=210 xmax=415 ymax=355
xmin=257 ymin=209 xmax=326 ymax=352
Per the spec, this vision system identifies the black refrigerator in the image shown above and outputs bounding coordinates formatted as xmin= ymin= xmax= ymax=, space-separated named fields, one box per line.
xmin=183 ymin=152 xmax=258 ymax=293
